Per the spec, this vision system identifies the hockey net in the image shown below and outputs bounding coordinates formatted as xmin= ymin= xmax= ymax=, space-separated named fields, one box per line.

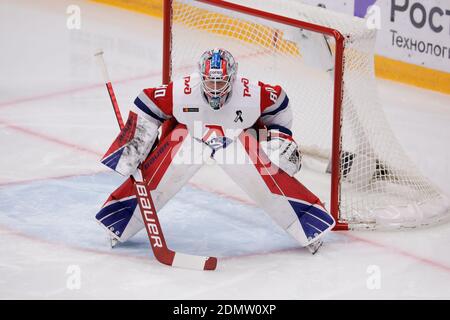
xmin=164 ymin=0 xmax=449 ymax=230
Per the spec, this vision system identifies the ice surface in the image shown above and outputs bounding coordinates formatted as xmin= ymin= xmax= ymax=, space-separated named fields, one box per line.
xmin=0 ymin=0 xmax=449 ymax=299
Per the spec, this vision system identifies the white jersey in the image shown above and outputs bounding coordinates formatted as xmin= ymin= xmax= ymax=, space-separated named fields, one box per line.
xmin=132 ymin=72 xmax=294 ymax=139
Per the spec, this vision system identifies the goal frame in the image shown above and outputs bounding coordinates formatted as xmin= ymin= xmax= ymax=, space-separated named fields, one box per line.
xmin=162 ymin=0 xmax=349 ymax=230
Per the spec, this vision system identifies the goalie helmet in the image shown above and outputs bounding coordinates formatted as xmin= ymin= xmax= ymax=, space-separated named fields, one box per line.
xmin=198 ymin=48 xmax=238 ymax=110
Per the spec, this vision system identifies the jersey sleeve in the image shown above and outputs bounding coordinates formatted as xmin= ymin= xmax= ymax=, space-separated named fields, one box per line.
xmin=132 ymin=83 xmax=174 ymax=126
xmin=258 ymin=81 xmax=293 ymax=136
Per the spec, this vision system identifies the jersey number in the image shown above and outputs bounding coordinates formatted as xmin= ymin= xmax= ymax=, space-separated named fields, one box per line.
xmin=265 ymin=86 xmax=278 ymax=103
xmin=154 ymin=85 xmax=168 ymax=98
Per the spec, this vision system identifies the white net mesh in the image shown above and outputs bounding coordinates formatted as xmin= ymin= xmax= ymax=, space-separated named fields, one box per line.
xmin=169 ymin=0 xmax=449 ymax=229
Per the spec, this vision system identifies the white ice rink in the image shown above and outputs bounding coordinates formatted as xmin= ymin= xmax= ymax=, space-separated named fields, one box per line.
xmin=0 ymin=0 xmax=449 ymax=299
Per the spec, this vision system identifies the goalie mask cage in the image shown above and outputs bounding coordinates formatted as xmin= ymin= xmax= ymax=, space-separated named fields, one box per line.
xmin=162 ymin=0 xmax=449 ymax=230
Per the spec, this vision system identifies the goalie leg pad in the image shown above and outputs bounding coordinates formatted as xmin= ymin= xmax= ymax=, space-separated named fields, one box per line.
xmin=95 ymin=178 xmax=143 ymax=243
xmin=216 ymin=130 xmax=335 ymax=246
xmin=96 ymin=124 xmax=203 ymax=244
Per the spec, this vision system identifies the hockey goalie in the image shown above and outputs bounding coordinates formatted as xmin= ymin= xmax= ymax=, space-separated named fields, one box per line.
xmin=95 ymin=48 xmax=335 ymax=260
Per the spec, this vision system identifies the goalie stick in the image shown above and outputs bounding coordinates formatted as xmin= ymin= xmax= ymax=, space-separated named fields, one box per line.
xmin=94 ymin=50 xmax=217 ymax=271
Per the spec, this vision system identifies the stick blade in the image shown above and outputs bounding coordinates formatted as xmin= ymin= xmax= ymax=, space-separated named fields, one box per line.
xmin=171 ymin=253 xmax=217 ymax=271
xmin=204 ymin=257 xmax=218 ymax=271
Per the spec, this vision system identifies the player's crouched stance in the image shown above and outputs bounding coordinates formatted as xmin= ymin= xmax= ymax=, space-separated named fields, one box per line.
xmin=95 ymin=48 xmax=335 ymax=256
